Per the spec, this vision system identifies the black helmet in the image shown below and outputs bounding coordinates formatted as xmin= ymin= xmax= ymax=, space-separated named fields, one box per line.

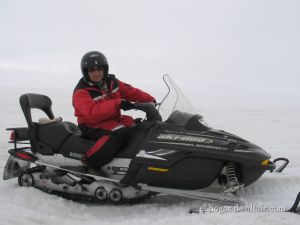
xmin=80 ymin=51 xmax=109 ymax=83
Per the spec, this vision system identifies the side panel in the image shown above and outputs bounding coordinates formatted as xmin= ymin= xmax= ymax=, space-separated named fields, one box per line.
xmin=122 ymin=122 xmax=271 ymax=189
xmin=121 ymin=124 xmax=224 ymax=189
xmin=133 ymin=157 xmax=223 ymax=189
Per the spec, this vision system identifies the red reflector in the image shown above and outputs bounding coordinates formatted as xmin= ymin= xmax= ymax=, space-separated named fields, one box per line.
xmin=10 ymin=131 xmax=15 ymax=141
xmin=16 ymin=152 xmax=33 ymax=161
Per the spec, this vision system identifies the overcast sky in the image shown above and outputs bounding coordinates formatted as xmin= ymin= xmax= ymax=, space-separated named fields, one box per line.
xmin=0 ymin=0 xmax=299 ymax=105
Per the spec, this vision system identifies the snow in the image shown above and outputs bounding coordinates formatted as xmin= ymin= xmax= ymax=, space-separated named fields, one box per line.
xmin=1 ymin=0 xmax=300 ymax=224
xmin=0 ymin=84 xmax=299 ymax=225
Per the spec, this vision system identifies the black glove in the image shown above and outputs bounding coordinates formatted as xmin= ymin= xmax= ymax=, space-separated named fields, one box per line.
xmin=134 ymin=102 xmax=162 ymax=122
xmin=120 ymin=100 xmax=135 ymax=111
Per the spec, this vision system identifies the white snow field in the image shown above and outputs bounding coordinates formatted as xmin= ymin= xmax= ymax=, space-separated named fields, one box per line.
xmin=1 ymin=0 xmax=300 ymax=224
xmin=0 ymin=85 xmax=299 ymax=225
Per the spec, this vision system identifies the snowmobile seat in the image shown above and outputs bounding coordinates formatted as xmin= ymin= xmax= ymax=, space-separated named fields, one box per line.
xmin=35 ymin=119 xmax=95 ymax=157
xmin=36 ymin=121 xmax=80 ymax=153
xmin=19 ymin=93 xmax=95 ymax=156
xmin=36 ymin=120 xmax=95 ymax=156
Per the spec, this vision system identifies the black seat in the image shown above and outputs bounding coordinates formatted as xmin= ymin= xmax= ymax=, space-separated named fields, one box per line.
xmin=19 ymin=93 xmax=95 ymax=158
xmin=36 ymin=121 xmax=80 ymax=153
xmin=37 ymin=121 xmax=95 ymax=158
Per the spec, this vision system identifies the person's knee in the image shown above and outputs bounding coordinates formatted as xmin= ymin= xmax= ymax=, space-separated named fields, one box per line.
xmin=84 ymin=135 xmax=126 ymax=168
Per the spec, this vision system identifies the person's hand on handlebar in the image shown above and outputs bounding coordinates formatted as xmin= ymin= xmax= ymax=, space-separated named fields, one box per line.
xmin=120 ymin=100 xmax=135 ymax=111
xmin=134 ymin=102 xmax=162 ymax=122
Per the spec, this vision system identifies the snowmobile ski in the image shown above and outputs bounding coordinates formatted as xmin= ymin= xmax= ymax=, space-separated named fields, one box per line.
xmin=270 ymin=158 xmax=289 ymax=173
xmin=288 ymin=192 xmax=300 ymax=215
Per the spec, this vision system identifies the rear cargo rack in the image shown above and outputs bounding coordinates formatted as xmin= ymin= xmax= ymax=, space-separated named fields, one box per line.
xmin=6 ymin=127 xmax=30 ymax=149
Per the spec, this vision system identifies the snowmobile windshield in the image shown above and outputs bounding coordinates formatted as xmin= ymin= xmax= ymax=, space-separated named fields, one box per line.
xmin=158 ymin=75 xmax=200 ymax=119
xmin=158 ymin=75 xmax=209 ymax=130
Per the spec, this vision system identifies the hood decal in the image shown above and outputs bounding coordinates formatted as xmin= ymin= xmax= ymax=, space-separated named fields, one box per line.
xmin=157 ymin=134 xmax=213 ymax=144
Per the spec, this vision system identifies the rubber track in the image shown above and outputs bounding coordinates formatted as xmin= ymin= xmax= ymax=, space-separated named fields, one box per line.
xmin=34 ymin=186 xmax=152 ymax=205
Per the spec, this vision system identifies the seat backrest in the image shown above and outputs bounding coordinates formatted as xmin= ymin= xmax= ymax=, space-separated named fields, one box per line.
xmin=19 ymin=93 xmax=55 ymax=153
xmin=20 ymin=93 xmax=54 ymax=127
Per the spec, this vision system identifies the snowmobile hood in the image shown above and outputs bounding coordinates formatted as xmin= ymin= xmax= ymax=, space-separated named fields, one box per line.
xmin=161 ymin=110 xmax=270 ymax=158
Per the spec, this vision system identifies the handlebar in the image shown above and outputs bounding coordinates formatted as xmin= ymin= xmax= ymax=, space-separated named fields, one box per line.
xmin=134 ymin=102 xmax=162 ymax=122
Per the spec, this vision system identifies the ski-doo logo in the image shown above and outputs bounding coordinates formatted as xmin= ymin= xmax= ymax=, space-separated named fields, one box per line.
xmin=70 ymin=152 xmax=83 ymax=159
xmin=157 ymin=134 xmax=213 ymax=144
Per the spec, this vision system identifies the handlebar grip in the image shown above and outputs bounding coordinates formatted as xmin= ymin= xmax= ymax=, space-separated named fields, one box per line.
xmin=134 ymin=102 xmax=162 ymax=122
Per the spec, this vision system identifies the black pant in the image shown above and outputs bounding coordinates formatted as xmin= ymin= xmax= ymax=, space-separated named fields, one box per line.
xmin=79 ymin=125 xmax=131 ymax=168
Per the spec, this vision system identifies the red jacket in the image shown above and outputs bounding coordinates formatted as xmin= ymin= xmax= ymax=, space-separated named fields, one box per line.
xmin=72 ymin=75 xmax=155 ymax=131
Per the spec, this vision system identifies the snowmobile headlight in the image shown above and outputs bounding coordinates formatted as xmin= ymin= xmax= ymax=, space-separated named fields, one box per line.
xmin=261 ymin=159 xmax=269 ymax=166
xmin=148 ymin=167 xmax=169 ymax=172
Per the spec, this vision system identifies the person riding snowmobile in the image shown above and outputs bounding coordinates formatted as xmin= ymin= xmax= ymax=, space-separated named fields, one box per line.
xmin=72 ymin=51 xmax=156 ymax=170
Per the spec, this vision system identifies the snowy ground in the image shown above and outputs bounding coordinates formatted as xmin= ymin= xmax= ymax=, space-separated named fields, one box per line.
xmin=0 ymin=86 xmax=299 ymax=225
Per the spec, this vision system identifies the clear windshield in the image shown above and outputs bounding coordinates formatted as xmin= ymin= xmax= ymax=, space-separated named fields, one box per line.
xmin=158 ymin=75 xmax=198 ymax=121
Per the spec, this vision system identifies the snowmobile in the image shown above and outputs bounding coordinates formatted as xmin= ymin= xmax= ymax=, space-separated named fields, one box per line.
xmin=3 ymin=75 xmax=297 ymax=210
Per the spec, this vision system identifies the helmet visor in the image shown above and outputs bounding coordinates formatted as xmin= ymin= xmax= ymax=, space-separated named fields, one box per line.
xmin=87 ymin=66 xmax=104 ymax=73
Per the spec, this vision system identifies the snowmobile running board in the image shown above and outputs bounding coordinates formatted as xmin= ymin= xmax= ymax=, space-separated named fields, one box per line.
xmin=138 ymin=184 xmax=243 ymax=206
xmin=35 ymin=161 xmax=119 ymax=183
